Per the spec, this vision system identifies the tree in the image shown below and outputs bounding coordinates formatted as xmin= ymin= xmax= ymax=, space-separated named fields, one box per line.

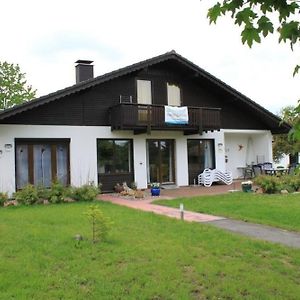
xmin=0 ymin=61 xmax=36 ymax=110
xmin=273 ymin=105 xmax=300 ymax=162
xmin=207 ymin=0 xmax=300 ymax=75
xmin=207 ymin=0 xmax=300 ymax=47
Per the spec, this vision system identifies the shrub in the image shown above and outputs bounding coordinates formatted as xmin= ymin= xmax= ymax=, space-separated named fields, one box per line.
xmin=14 ymin=185 xmax=39 ymax=205
xmin=0 ymin=192 xmax=8 ymax=206
xmin=36 ymin=185 xmax=51 ymax=200
xmin=280 ymin=175 xmax=300 ymax=192
xmin=72 ymin=184 xmax=99 ymax=202
xmin=254 ymin=175 xmax=281 ymax=194
xmin=85 ymin=204 xmax=112 ymax=243
xmin=47 ymin=181 xmax=66 ymax=204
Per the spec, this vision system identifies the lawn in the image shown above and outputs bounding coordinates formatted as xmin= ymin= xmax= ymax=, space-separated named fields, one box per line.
xmin=154 ymin=192 xmax=300 ymax=232
xmin=1 ymin=201 xmax=300 ymax=299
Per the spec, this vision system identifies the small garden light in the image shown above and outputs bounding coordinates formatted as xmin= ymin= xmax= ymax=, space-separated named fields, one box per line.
xmin=180 ymin=203 xmax=184 ymax=220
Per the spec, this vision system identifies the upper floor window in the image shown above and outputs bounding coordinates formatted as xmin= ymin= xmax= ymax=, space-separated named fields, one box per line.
xmin=167 ymin=83 xmax=181 ymax=106
xmin=137 ymin=79 xmax=152 ymax=104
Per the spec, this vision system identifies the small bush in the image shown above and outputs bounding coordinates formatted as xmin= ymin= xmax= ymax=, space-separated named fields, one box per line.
xmin=0 ymin=192 xmax=8 ymax=206
xmin=85 ymin=204 xmax=112 ymax=243
xmin=36 ymin=186 xmax=51 ymax=200
xmin=281 ymin=175 xmax=300 ymax=192
xmin=254 ymin=174 xmax=300 ymax=194
xmin=254 ymin=175 xmax=280 ymax=194
xmin=48 ymin=181 xmax=66 ymax=204
xmin=14 ymin=185 xmax=39 ymax=205
xmin=72 ymin=184 xmax=99 ymax=202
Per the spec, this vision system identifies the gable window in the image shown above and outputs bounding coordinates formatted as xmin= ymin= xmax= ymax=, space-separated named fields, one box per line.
xmin=167 ymin=83 xmax=181 ymax=106
xmin=15 ymin=139 xmax=70 ymax=189
xmin=97 ymin=139 xmax=132 ymax=174
xmin=137 ymin=80 xmax=152 ymax=104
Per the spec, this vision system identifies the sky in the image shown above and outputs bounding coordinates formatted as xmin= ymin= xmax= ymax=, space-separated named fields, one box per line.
xmin=1 ymin=0 xmax=299 ymax=114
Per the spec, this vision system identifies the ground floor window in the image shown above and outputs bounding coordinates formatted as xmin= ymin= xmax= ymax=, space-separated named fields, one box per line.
xmin=97 ymin=139 xmax=133 ymax=192
xmin=97 ymin=139 xmax=132 ymax=174
xmin=187 ymin=139 xmax=215 ymax=185
xmin=15 ymin=139 xmax=70 ymax=189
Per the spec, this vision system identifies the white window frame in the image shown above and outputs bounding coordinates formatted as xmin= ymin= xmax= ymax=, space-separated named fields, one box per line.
xmin=137 ymin=79 xmax=152 ymax=105
xmin=167 ymin=83 xmax=181 ymax=106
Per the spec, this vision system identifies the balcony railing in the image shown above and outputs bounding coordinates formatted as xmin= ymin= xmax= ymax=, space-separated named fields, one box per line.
xmin=110 ymin=103 xmax=221 ymax=134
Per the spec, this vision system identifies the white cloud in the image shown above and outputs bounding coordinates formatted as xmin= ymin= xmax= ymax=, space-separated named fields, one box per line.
xmin=0 ymin=0 xmax=299 ymax=113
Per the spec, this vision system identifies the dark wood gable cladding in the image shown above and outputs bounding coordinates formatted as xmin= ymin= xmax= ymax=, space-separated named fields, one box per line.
xmin=2 ymin=75 xmax=135 ymax=126
xmin=0 ymin=53 xmax=288 ymax=133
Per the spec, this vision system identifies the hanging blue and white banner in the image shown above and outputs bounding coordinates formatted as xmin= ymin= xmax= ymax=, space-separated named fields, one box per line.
xmin=165 ymin=106 xmax=189 ymax=124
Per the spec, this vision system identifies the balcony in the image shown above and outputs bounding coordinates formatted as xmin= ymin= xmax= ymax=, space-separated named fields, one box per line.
xmin=110 ymin=103 xmax=221 ymax=134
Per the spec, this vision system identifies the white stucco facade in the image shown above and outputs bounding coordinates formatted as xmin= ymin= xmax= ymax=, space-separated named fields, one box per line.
xmin=223 ymin=129 xmax=273 ymax=178
xmin=0 ymin=124 xmax=272 ymax=194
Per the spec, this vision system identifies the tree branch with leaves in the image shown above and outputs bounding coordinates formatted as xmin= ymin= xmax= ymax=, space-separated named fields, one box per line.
xmin=273 ymin=105 xmax=300 ymax=161
xmin=207 ymin=0 xmax=300 ymax=75
xmin=0 ymin=61 xmax=36 ymax=110
xmin=207 ymin=0 xmax=300 ymax=142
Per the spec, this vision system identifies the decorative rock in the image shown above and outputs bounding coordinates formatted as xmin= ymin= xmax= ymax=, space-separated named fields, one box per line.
xmin=123 ymin=182 xmax=133 ymax=193
xmin=74 ymin=234 xmax=83 ymax=241
xmin=134 ymin=190 xmax=144 ymax=199
xmin=3 ymin=200 xmax=18 ymax=207
xmin=281 ymin=190 xmax=289 ymax=194
xmin=255 ymin=188 xmax=264 ymax=194
xmin=64 ymin=197 xmax=75 ymax=203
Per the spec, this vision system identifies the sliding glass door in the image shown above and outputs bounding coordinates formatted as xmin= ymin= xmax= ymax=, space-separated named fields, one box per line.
xmin=15 ymin=140 xmax=70 ymax=189
xmin=147 ymin=140 xmax=175 ymax=184
xmin=187 ymin=139 xmax=215 ymax=185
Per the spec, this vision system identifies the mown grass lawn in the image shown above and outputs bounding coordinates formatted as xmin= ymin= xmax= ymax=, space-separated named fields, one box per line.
xmin=1 ymin=201 xmax=300 ymax=299
xmin=154 ymin=192 xmax=300 ymax=232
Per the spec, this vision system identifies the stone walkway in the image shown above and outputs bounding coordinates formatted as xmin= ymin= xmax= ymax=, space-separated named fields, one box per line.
xmin=99 ymin=188 xmax=300 ymax=249
xmin=100 ymin=194 xmax=224 ymax=222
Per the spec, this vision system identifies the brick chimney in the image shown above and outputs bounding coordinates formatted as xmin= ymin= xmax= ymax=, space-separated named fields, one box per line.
xmin=75 ymin=60 xmax=94 ymax=83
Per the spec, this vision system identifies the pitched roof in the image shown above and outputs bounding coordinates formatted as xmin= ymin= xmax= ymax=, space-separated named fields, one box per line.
xmin=0 ymin=50 xmax=290 ymax=133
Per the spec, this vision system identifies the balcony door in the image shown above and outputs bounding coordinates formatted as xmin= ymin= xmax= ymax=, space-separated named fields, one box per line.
xmin=147 ymin=140 xmax=175 ymax=184
xmin=137 ymin=80 xmax=152 ymax=123
xmin=187 ymin=139 xmax=215 ymax=185
xmin=137 ymin=80 xmax=152 ymax=104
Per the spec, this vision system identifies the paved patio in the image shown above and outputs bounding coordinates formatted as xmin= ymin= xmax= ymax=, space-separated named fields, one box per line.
xmin=160 ymin=181 xmax=242 ymax=198
xmin=100 ymin=181 xmax=241 ymax=223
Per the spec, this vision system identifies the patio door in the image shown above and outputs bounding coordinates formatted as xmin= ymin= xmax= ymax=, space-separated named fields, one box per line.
xmin=15 ymin=139 xmax=70 ymax=189
xmin=147 ymin=140 xmax=175 ymax=184
xmin=187 ymin=139 xmax=215 ymax=185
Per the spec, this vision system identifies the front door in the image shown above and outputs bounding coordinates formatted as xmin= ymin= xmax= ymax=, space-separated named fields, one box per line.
xmin=147 ymin=140 xmax=175 ymax=184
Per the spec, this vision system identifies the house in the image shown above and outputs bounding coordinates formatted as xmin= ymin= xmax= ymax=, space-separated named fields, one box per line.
xmin=0 ymin=51 xmax=290 ymax=193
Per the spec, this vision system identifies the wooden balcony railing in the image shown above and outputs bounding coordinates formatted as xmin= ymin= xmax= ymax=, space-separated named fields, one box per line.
xmin=110 ymin=103 xmax=221 ymax=134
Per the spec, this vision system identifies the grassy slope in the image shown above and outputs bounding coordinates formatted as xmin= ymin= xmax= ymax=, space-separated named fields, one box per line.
xmin=0 ymin=201 xmax=299 ymax=299
xmin=155 ymin=192 xmax=300 ymax=232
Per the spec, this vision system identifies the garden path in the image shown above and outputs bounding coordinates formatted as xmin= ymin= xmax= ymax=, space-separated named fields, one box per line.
xmin=99 ymin=184 xmax=300 ymax=249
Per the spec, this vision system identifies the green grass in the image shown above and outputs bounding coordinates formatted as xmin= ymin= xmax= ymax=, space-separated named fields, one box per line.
xmin=154 ymin=192 xmax=300 ymax=232
xmin=1 ymin=202 xmax=300 ymax=299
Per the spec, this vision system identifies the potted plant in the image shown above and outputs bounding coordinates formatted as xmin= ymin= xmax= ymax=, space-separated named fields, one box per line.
xmin=241 ymin=180 xmax=253 ymax=193
xmin=150 ymin=182 xmax=160 ymax=196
